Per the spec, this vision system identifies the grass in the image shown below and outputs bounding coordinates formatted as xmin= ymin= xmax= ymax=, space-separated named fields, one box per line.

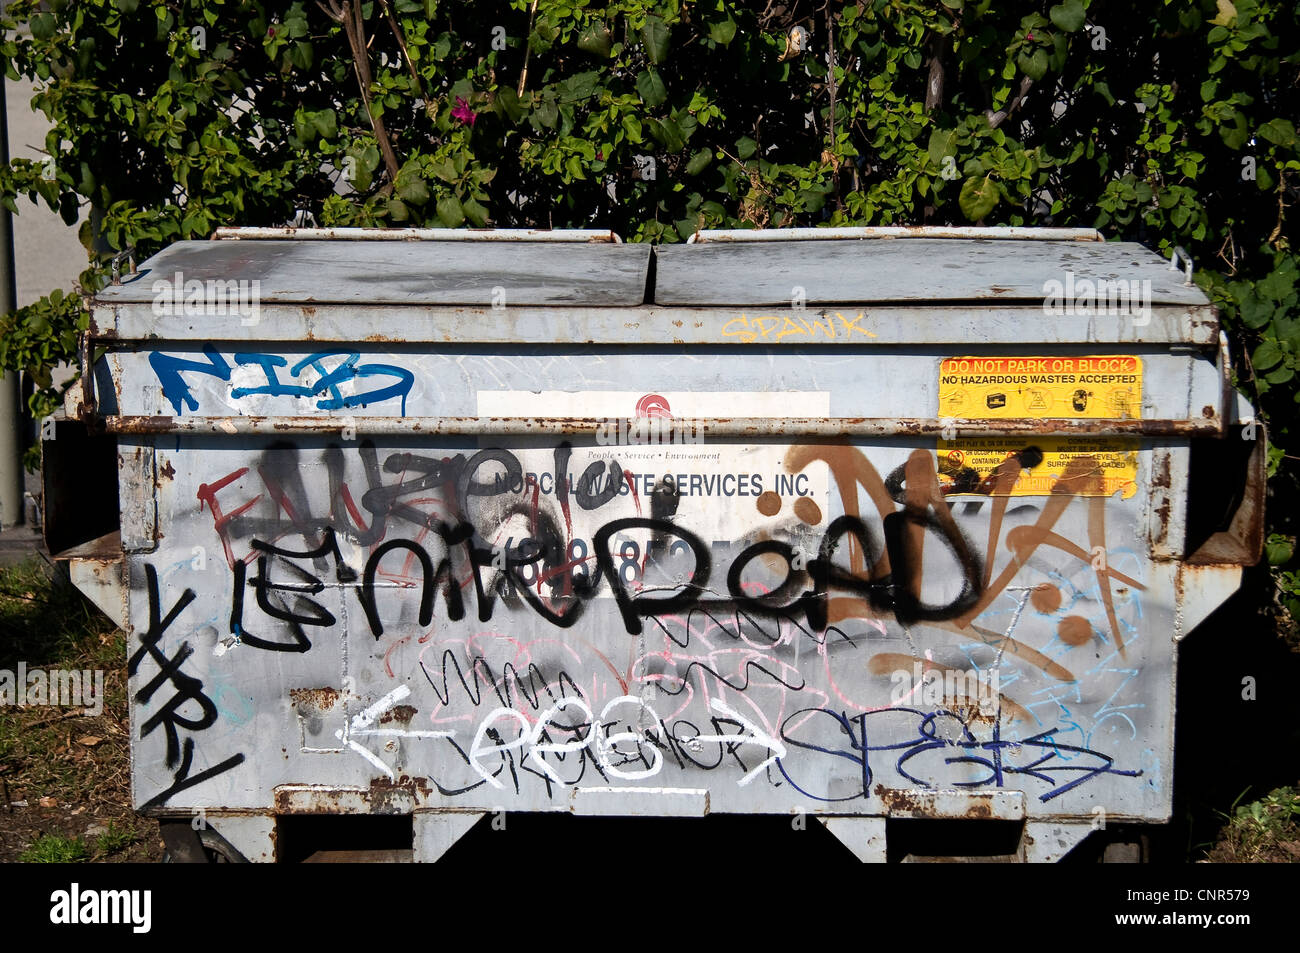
xmin=18 ymin=833 xmax=88 ymax=863
xmin=0 ymin=557 xmax=121 ymax=673
xmin=0 ymin=557 xmax=148 ymax=861
xmin=91 ymin=820 xmax=141 ymax=857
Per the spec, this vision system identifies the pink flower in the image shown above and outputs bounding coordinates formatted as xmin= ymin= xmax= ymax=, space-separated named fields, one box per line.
xmin=451 ymin=97 xmax=477 ymax=126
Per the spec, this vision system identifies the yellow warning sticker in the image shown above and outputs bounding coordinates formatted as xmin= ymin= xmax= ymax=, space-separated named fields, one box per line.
xmin=937 ymin=356 xmax=1142 ymax=498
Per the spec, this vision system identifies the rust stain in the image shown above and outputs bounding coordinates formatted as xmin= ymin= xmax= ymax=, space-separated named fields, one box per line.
xmin=873 ymin=785 xmax=1000 ymax=820
xmin=379 ymin=704 xmax=418 ymax=725
xmin=289 ymin=687 xmax=342 ymax=710
xmin=369 ymin=775 xmax=432 ymax=813
xmin=1151 ymin=454 xmax=1172 ymax=490
xmin=158 ymin=459 xmax=176 ymax=481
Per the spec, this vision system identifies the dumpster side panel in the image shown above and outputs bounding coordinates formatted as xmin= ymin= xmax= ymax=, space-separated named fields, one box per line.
xmin=127 ymin=431 xmax=1173 ymax=823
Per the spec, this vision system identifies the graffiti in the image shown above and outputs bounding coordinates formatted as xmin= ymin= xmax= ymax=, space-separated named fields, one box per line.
xmin=129 ymin=434 xmax=1154 ymax=815
xmin=149 ymin=344 xmax=414 ymax=415
xmin=778 ymin=707 xmax=1141 ymax=804
xmin=720 ymin=311 xmax=878 ymax=343
xmin=129 ymin=565 xmax=244 ymax=809
xmin=228 ymin=529 xmax=356 ymax=652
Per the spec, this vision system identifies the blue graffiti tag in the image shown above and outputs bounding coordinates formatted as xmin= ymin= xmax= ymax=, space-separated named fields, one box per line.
xmin=149 ymin=345 xmax=414 ymax=415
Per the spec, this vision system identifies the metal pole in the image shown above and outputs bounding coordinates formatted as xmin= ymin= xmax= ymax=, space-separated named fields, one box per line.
xmin=0 ymin=77 xmax=25 ymax=528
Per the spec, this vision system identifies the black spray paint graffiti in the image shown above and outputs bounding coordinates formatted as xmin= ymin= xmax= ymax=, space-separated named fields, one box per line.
xmin=130 ymin=564 xmax=244 ymax=809
xmin=210 ymin=441 xmax=986 ymax=650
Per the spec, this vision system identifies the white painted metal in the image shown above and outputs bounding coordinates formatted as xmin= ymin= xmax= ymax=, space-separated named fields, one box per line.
xmin=212 ymin=227 xmax=622 ymax=242
xmin=688 ymin=226 xmax=1103 ymax=243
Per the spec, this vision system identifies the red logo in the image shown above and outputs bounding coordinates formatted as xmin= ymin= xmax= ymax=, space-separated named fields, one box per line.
xmin=636 ymin=394 xmax=672 ymax=419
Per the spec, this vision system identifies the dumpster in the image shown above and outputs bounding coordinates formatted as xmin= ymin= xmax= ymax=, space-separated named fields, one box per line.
xmin=44 ymin=226 xmax=1264 ymax=862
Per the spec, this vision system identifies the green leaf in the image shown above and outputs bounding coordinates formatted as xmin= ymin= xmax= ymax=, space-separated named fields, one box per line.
xmin=642 ymin=15 xmax=669 ymax=65
xmin=1239 ymin=296 xmax=1275 ymax=329
xmin=534 ymin=97 xmax=559 ymax=129
xmin=1049 ymin=0 xmax=1085 ymax=32
xmin=430 ymin=158 xmax=457 ymax=183
xmin=396 ymin=176 xmax=429 ymax=205
xmin=646 ymin=117 xmax=684 ymax=153
xmin=1220 ymin=112 xmax=1249 ymax=149
xmin=1257 ymin=264 xmax=1298 ymax=301
xmin=495 ymin=87 xmax=523 ymax=122
xmin=708 ymin=19 xmax=737 ymax=45
xmin=959 ymin=174 xmax=999 ymax=220
xmin=685 ymin=149 xmax=712 ymax=175
xmin=436 ymin=195 xmax=465 ymax=227
xmin=1017 ymin=47 xmax=1049 ymax=81
xmin=311 ymin=109 xmax=337 ymax=140
xmin=927 ymin=128 xmax=958 ymax=165
xmin=1253 ymin=339 xmax=1283 ymax=370
xmin=736 ymin=136 xmax=758 ymax=160
xmin=1258 ymin=119 xmax=1297 ymax=148
xmin=289 ymin=41 xmax=313 ymax=70
xmin=462 ymin=198 xmax=489 ymax=227
xmin=1265 ymin=536 xmax=1294 ymax=565
xmin=1210 ymin=0 xmax=1237 ymax=26
xmin=577 ymin=23 xmax=613 ymax=58
xmin=30 ymin=13 xmax=57 ymax=40
xmin=636 ymin=69 xmax=667 ymax=108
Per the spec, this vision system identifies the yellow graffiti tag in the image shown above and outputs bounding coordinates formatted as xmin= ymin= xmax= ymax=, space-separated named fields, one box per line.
xmin=721 ymin=312 xmax=877 ymax=343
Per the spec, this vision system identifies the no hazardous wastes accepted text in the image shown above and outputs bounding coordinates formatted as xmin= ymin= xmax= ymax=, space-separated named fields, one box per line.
xmin=938 ymin=355 xmax=1143 ymax=499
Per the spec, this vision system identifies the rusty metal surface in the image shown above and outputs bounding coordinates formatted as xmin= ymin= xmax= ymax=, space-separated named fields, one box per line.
xmin=95 ymin=414 xmax=1228 ymax=438
xmin=1188 ymin=424 xmax=1267 ymax=566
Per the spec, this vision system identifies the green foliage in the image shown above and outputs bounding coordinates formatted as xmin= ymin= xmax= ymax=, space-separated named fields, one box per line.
xmin=92 ymin=820 xmax=140 ymax=857
xmin=0 ymin=1 xmax=1295 ymax=606
xmin=1214 ymin=786 xmax=1300 ymax=862
xmin=18 ymin=833 xmax=88 ymax=863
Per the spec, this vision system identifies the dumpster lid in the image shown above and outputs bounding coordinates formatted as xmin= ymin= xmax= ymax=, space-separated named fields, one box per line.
xmin=97 ymin=237 xmax=652 ymax=306
xmin=652 ymin=238 xmax=1208 ymax=307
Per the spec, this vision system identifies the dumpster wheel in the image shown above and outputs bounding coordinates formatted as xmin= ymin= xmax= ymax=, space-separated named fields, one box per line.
xmin=159 ymin=822 xmax=248 ymax=863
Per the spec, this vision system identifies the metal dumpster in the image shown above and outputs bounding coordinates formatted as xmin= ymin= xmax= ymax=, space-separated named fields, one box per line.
xmin=45 ymin=226 xmax=1265 ymax=862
